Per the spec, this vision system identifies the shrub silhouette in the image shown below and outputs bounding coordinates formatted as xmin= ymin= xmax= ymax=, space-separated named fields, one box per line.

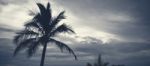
xmin=86 ymin=54 xmax=125 ymax=66
xmin=86 ymin=54 xmax=109 ymax=66
xmin=87 ymin=63 xmax=92 ymax=66
xmin=112 ymin=64 xmax=125 ymax=66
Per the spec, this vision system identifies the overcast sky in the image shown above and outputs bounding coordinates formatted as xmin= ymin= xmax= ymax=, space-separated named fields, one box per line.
xmin=0 ymin=0 xmax=150 ymax=66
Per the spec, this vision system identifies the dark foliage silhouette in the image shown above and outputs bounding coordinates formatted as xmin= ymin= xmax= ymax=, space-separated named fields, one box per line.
xmin=87 ymin=62 xmax=92 ymax=66
xmin=112 ymin=64 xmax=125 ymax=66
xmin=86 ymin=54 xmax=109 ymax=66
xmin=97 ymin=54 xmax=109 ymax=66
xmin=13 ymin=2 xmax=77 ymax=66
xmin=86 ymin=54 xmax=125 ymax=66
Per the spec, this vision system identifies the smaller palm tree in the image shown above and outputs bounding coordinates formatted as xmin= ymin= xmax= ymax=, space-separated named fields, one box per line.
xmin=86 ymin=54 xmax=125 ymax=66
xmin=87 ymin=63 xmax=92 ymax=66
xmin=112 ymin=64 xmax=125 ymax=66
xmin=86 ymin=54 xmax=109 ymax=66
xmin=97 ymin=54 xmax=109 ymax=66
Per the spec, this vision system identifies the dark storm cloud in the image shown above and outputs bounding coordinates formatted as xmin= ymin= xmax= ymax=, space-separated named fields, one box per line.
xmin=71 ymin=37 xmax=150 ymax=66
xmin=0 ymin=0 xmax=29 ymax=12
xmin=0 ymin=0 xmax=150 ymax=66
xmin=0 ymin=0 xmax=8 ymax=5
xmin=54 ymin=0 xmax=150 ymax=42
xmin=0 ymin=0 xmax=29 ymax=5
xmin=44 ymin=36 xmax=150 ymax=66
xmin=0 ymin=26 xmax=15 ymax=32
xmin=0 ymin=24 xmax=17 ymax=38
xmin=0 ymin=36 xmax=150 ymax=66
xmin=0 ymin=38 xmax=82 ymax=66
xmin=74 ymin=42 xmax=150 ymax=55
xmin=0 ymin=38 xmax=14 ymax=66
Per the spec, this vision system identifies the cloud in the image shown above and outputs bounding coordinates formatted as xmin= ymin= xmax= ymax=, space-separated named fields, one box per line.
xmin=71 ymin=37 xmax=150 ymax=66
xmin=0 ymin=0 xmax=150 ymax=66
xmin=0 ymin=24 xmax=16 ymax=38
xmin=0 ymin=25 xmax=16 ymax=32
xmin=52 ymin=0 xmax=150 ymax=43
xmin=0 ymin=38 xmax=14 ymax=66
xmin=0 ymin=0 xmax=30 ymax=12
xmin=0 ymin=36 xmax=150 ymax=66
xmin=0 ymin=0 xmax=29 ymax=5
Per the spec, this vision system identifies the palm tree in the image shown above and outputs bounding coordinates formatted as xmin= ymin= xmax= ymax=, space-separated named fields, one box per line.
xmin=13 ymin=2 xmax=77 ymax=66
xmin=97 ymin=54 xmax=109 ymax=66
xmin=86 ymin=54 xmax=109 ymax=66
xmin=87 ymin=63 xmax=92 ymax=66
xmin=112 ymin=64 xmax=125 ymax=66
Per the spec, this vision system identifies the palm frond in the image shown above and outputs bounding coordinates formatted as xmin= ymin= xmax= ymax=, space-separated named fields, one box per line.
xmin=13 ymin=38 xmax=36 ymax=56
xmin=48 ymin=38 xmax=77 ymax=60
xmin=46 ymin=2 xmax=52 ymax=20
xmin=13 ymin=35 xmax=30 ymax=45
xmin=27 ymin=41 xmax=40 ymax=57
xmin=50 ymin=23 xmax=75 ymax=36
xmin=49 ymin=11 xmax=65 ymax=31
xmin=33 ymin=13 xmax=41 ymax=21
xmin=47 ymin=2 xmax=50 ymax=9
xmin=25 ymin=21 xmax=39 ymax=28
xmin=13 ymin=35 xmax=22 ymax=44
xmin=17 ymin=29 xmax=39 ymax=35
xmin=37 ymin=3 xmax=46 ymax=15
xmin=53 ymin=11 xmax=65 ymax=23
xmin=14 ymin=31 xmax=39 ymax=44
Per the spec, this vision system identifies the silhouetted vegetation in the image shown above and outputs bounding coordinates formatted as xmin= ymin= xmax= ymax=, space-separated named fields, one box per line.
xmin=86 ymin=54 xmax=109 ymax=66
xmin=13 ymin=2 xmax=77 ymax=66
xmin=112 ymin=64 xmax=125 ymax=66
xmin=87 ymin=63 xmax=92 ymax=66
xmin=86 ymin=54 xmax=125 ymax=66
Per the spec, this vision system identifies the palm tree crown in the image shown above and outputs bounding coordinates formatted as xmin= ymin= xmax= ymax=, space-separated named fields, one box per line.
xmin=13 ymin=2 xmax=77 ymax=63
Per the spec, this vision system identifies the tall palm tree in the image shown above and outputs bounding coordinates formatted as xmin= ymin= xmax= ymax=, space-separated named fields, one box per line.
xmin=13 ymin=2 xmax=77 ymax=66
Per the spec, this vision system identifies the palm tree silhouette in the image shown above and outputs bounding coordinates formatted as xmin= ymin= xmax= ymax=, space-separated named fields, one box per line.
xmin=86 ymin=54 xmax=109 ymax=66
xmin=86 ymin=54 xmax=125 ymax=66
xmin=112 ymin=64 xmax=125 ymax=66
xmin=87 ymin=63 xmax=92 ymax=66
xmin=97 ymin=54 xmax=109 ymax=66
xmin=13 ymin=2 xmax=77 ymax=66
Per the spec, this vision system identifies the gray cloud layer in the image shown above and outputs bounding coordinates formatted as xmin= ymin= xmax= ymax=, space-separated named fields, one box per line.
xmin=54 ymin=0 xmax=150 ymax=42
xmin=0 ymin=37 xmax=150 ymax=66
xmin=0 ymin=0 xmax=150 ymax=66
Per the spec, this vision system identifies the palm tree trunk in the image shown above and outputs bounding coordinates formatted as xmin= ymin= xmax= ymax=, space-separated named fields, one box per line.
xmin=40 ymin=43 xmax=48 ymax=66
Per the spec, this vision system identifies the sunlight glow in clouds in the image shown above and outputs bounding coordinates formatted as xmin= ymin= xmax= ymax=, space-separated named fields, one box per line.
xmin=0 ymin=4 xmax=31 ymax=28
xmin=73 ymin=27 xmax=123 ymax=44
xmin=0 ymin=0 xmax=127 ymax=44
